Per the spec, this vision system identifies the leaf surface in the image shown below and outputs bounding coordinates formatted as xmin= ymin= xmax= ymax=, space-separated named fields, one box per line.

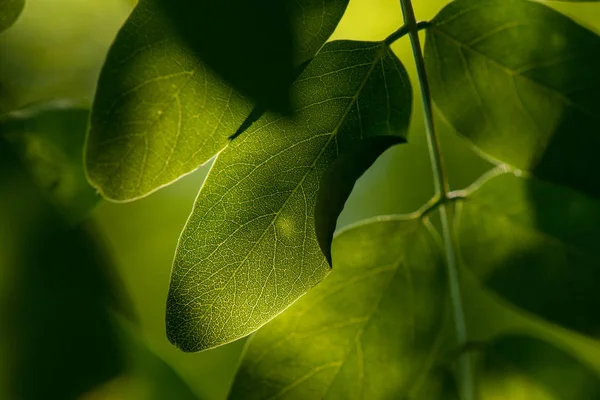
xmin=167 ymin=40 xmax=412 ymax=352
xmin=86 ymin=0 xmax=348 ymax=201
xmin=228 ymin=216 xmax=447 ymax=400
xmin=425 ymin=0 xmax=600 ymax=199
xmin=0 ymin=0 xmax=23 ymax=33
xmin=479 ymin=334 xmax=600 ymax=399
xmin=457 ymin=172 xmax=600 ymax=337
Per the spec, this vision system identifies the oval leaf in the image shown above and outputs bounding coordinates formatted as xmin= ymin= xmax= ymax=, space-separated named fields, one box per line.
xmin=86 ymin=0 xmax=348 ymax=201
xmin=480 ymin=334 xmax=600 ymax=399
xmin=456 ymin=172 xmax=600 ymax=337
xmin=0 ymin=0 xmax=24 ymax=33
xmin=166 ymin=40 xmax=412 ymax=352
xmin=228 ymin=217 xmax=447 ymax=400
xmin=425 ymin=0 xmax=600 ymax=199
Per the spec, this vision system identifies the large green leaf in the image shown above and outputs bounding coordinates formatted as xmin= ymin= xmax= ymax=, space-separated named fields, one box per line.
xmin=456 ymin=172 xmax=600 ymax=337
xmin=86 ymin=0 xmax=348 ymax=201
xmin=228 ymin=216 xmax=447 ymax=399
xmin=425 ymin=0 xmax=600 ymax=199
xmin=0 ymin=0 xmax=24 ymax=33
xmin=479 ymin=334 xmax=600 ymax=399
xmin=1 ymin=107 xmax=100 ymax=222
xmin=167 ymin=40 xmax=412 ymax=352
xmin=0 ymin=139 xmax=127 ymax=400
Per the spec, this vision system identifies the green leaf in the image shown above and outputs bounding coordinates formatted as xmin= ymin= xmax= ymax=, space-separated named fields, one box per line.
xmin=1 ymin=107 xmax=100 ymax=222
xmin=167 ymin=40 xmax=412 ymax=352
xmin=228 ymin=216 xmax=447 ymax=400
xmin=154 ymin=0 xmax=326 ymax=113
xmin=86 ymin=0 xmax=348 ymax=201
xmin=456 ymin=171 xmax=600 ymax=337
xmin=425 ymin=0 xmax=600 ymax=199
xmin=0 ymin=0 xmax=24 ymax=33
xmin=0 ymin=139 xmax=128 ymax=400
xmin=479 ymin=334 xmax=600 ymax=399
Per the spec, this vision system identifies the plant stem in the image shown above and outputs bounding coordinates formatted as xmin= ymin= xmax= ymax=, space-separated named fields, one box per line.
xmin=398 ymin=1 xmax=474 ymax=399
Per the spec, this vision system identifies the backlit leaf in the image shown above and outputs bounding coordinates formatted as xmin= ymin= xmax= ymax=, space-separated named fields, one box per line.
xmin=86 ymin=0 xmax=348 ymax=201
xmin=425 ymin=0 xmax=600 ymax=199
xmin=0 ymin=0 xmax=24 ymax=33
xmin=479 ymin=334 xmax=600 ymax=399
xmin=456 ymin=172 xmax=600 ymax=337
xmin=167 ymin=40 xmax=412 ymax=352
xmin=228 ymin=216 xmax=447 ymax=400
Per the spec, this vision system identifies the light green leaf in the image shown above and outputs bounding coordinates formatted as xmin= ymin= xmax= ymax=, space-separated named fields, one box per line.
xmin=167 ymin=40 xmax=412 ymax=352
xmin=86 ymin=0 xmax=348 ymax=201
xmin=228 ymin=216 xmax=447 ymax=400
xmin=425 ymin=0 xmax=600 ymax=199
xmin=0 ymin=0 xmax=24 ymax=33
xmin=1 ymin=107 xmax=100 ymax=222
xmin=456 ymin=172 xmax=600 ymax=337
xmin=479 ymin=334 xmax=600 ymax=399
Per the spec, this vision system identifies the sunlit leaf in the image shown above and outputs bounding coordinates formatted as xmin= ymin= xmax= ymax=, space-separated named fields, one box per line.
xmin=0 ymin=0 xmax=24 ymax=33
xmin=425 ymin=0 xmax=600 ymax=199
xmin=86 ymin=0 xmax=348 ymax=201
xmin=456 ymin=172 xmax=600 ymax=337
xmin=0 ymin=139 xmax=127 ymax=400
xmin=1 ymin=107 xmax=100 ymax=222
xmin=479 ymin=334 xmax=600 ymax=399
xmin=167 ymin=40 xmax=412 ymax=352
xmin=228 ymin=216 xmax=447 ymax=400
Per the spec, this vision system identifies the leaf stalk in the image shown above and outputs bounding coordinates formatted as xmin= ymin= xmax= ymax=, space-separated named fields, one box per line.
xmin=398 ymin=1 xmax=474 ymax=399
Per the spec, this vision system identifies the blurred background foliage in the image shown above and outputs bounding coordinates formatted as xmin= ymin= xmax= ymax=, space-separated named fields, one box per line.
xmin=0 ymin=0 xmax=599 ymax=399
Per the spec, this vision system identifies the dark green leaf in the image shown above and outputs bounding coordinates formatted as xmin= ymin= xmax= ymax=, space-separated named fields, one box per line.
xmin=0 ymin=0 xmax=24 ymax=33
xmin=1 ymin=107 xmax=100 ymax=222
xmin=167 ymin=40 xmax=412 ymax=352
xmin=425 ymin=0 xmax=600 ymax=199
xmin=228 ymin=216 xmax=447 ymax=400
xmin=0 ymin=139 xmax=128 ymax=400
xmin=456 ymin=172 xmax=600 ymax=337
xmin=479 ymin=334 xmax=600 ymax=399
xmin=155 ymin=0 xmax=318 ymax=113
xmin=86 ymin=0 xmax=348 ymax=201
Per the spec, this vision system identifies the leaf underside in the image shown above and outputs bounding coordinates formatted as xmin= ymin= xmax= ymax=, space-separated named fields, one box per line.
xmin=166 ymin=40 xmax=412 ymax=352
xmin=228 ymin=217 xmax=447 ymax=400
xmin=85 ymin=0 xmax=348 ymax=201
xmin=457 ymin=172 xmax=600 ymax=337
xmin=425 ymin=0 xmax=600 ymax=199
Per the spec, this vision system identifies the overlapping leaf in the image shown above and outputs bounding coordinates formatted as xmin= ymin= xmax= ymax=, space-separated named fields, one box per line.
xmin=0 ymin=0 xmax=24 ymax=33
xmin=166 ymin=40 xmax=412 ymax=352
xmin=425 ymin=0 xmax=600 ymax=199
xmin=479 ymin=334 xmax=600 ymax=399
xmin=228 ymin=217 xmax=447 ymax=400
xmin=456 ymin=172 xmax=600 ymax=337
xmin=86 ymin=0 xmax=349 ymax=201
